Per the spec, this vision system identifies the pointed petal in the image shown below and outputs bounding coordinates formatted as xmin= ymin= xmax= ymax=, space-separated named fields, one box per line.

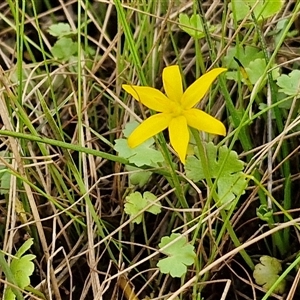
xmin=184 ymin=108 xmax=226 ymax=135
xmin=162 ymin=65 xmax=183 ymax=103
xmin=181 ymin=68 xmax=227 ymax=109
xmin=122 ymin=85 xmax=171 ymax=112
xmin=128 ymin=113 xmax=172 ymax=148
xmin=168 ymin=116 xmax=189 ymax=164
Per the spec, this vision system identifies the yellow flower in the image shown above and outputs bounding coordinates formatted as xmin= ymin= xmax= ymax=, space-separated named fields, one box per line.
xmin=122 ymin=65 xmax=226 ymax=164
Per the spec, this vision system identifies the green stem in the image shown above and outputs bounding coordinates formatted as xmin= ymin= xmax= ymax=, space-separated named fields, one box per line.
xmin=0 ymin=129 xmax=128 ymax=164
xmin=191 ymin=128 xmax=254 ymax=269
xmin=251 ymin=11 xmax=291 ymax=254
xmin=114 ymin=0 xmax=146 ymax=85
xmin=158 ymin=138 xmax=190 ymax=218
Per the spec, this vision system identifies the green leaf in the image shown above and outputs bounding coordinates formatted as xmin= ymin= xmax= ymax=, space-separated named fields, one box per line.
xmin=7 ymin=238 xmax=36 ymax=296
xmin=229 ymin=0 xmax=250 ymax=22
xmin=51 ymin=37 xmax=77 ymax=60
xmin=124 ymin=191 xmax=161 ymax=224
xmin=4 ymin=287 xmax=15 ymax=300
xmin=223 ymin=45 xmax=279 ymax=92
xmin=246 ymin=58 xmax=279 ymax=85
xmin=114 ymin=139 xmax=164 ymax=167
xmin=11 ymin=239 xmax=35 ymax=289
xmin=15 ymin=238 xmax=34 ymax=258
xmin=185 ymin=142 xmax=247 ymax=209
xmin=126 ymin=165 xmax=152 ymax=188
xmin=259 ymin=91 xmax=289 ymax=118
xmin=48 ymin=23 xmax=74 ymax=38
xmin=257 ymin=204 xmax=273 ymax=221
xmin=157 ymin=233 xmax=196 ymax=278
xmin=122 ymin=121 xmax=139 ymax=138
xmin=229 ymin=0 xmax=284 ymax=22
xmin=179 ymin=13 xmax=204 ymax=39
xmin=114 ymin=122 xmax=164 ymax=167
xmin=276 ymin=70 xmax=300 ymax=97
xmin=274 ymin=19 xmax=298 ymax=45
xmin=217 ymin=173 xmax=247 ymax=206
xmin=250 ymin=0 xmax=284 ymax=19
xmin=143 ymin=192 xmax=161 ymax=215
xmin=245 ymin=58 xmax=267 ymax=84
xmin=223 ymin=45 xmax=264 ymax=82
xmin=253 ymin=256 xmax=286 ymax=294
xmin=0 ymin=151 xmax=11 ymax=195
xmin=11 ymin=254 xmax=35 ymax=288
xmin=178 ymin=13 xmax=215 ymax=39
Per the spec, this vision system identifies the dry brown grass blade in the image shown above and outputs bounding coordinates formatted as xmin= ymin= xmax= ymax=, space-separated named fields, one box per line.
xmin=0 ymin=66 xmax=61 ymax=298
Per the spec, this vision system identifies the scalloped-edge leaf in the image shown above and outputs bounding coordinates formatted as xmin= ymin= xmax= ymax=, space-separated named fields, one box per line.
xmin=253 ymin=255 xmax=286 ymax=294
xmin=185 ymin=142 xmax=247 ymax=209
xmin=51 ymin=37 xmax=77 ymax=60
xmin=48 ymin=23 xmax=74 ymax=38
xmin=114 ymin=121 xmax=164 ymax=167
xmin=4 ymin=238 xmax=36 ymax=299
xmin=124 ymin=191 xmax=161 ymax=224
xmin=157 ymin=233 xmax=196 ymax=278
xmin=229 ymin=0 xmax=284 ymax=22
xmin=126 ymin=165 xmax=152 ymax=187
xmin=179 ymin=13 xmax=204 ymax=39
xmin=179 ymin=13 xmax=216 ymax=39
xmin=276 ymin=70 xmax=300 ymax=97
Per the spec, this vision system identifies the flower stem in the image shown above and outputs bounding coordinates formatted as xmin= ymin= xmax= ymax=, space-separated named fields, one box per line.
xmin=158 ymin=136 xmax=191 ymax=220
xmin=191 ymin=128 xmax=254 ymax=269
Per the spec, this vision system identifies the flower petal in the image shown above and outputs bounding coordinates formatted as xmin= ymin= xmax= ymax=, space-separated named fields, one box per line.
xmin=168 ymin=116 xmax=189 ymax=164
xmin=184 ymin=108 xmax=226 ymax=136
xmin=181 ymin=68 xmax=227 ymax=109
xmin=128 ymin=113 xmax=172 ymax=148
xmin=122 ymin=85 xmax=171 ymax=112
xmin=162 ymin=65 xmax=183 ymax=103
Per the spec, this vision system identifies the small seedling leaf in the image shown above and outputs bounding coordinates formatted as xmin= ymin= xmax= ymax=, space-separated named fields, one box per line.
xmin=223 ymin=45 xmax=264 ymax=82
xmin=179 ymin=13 xmax=215 ymax=39
xmin=185 ymin=142 xmax=247 ymax=209
xmin=276 ymin=70 xmax=300 ymax=97
xmin=0 ymin=171 xmax=10 ymax=195
xmin=114 ymin=122 xmax=164 ymax=167
xmin=157 ymin=233 xmax=196 ymax=278
xmin=0 ymin=151 xmax=11 ymax=195
xmin=4 ymin=288 xmax=15 ymax=300
xmin=114 ymin=139 xmax=164 ymax=167
xmin=245 ymin=58 xmax=267 ymax=84
xmin=143 ymin=192 xmax=161 ymax=215
xmin=122 ymin=122 xmax=140 ymax=138
xmin=15 ymin=238 xmax=34 ymax=258
xmin=126 ymin=165 xmax=152 ymax=187
xmin=250 ymin=0 xmax=284 ymax=19
xmin=224 ymin=45 xmax=279 ymax=89
xmin=124 ymin=191 xmax=161 ymax=224
xmin=48 ymin=23 xmax=73 ymax=38
xmin=51 ymin=37 xmax=77 ymax=60
xmin=9 ymin=238 xmax=36 ymax=291
xmin=217 ymin=173 xmax=248 ymax=205
xmin=11 ymin=254 xmax=36 ymax=288
xmin=229 ymin=0 xmax=250 ymax=22
xmin=253 ymin=255 xmax=286 ymax=294
xmin=257 ymin=204 xmax=274 ymax=221
xmin=179 ymin=13 xmax=204 ymax=39
xmin=229 ymin=0 xmax=284 ymax=22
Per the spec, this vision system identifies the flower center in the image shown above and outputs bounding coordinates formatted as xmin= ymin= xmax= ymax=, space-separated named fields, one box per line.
xmin=169 ymin=102 xmax=183 ymax=117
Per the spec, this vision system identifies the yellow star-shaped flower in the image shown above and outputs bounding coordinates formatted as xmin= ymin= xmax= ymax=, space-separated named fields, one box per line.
xmin=122 ymin=65 xmax=226 ymax=164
